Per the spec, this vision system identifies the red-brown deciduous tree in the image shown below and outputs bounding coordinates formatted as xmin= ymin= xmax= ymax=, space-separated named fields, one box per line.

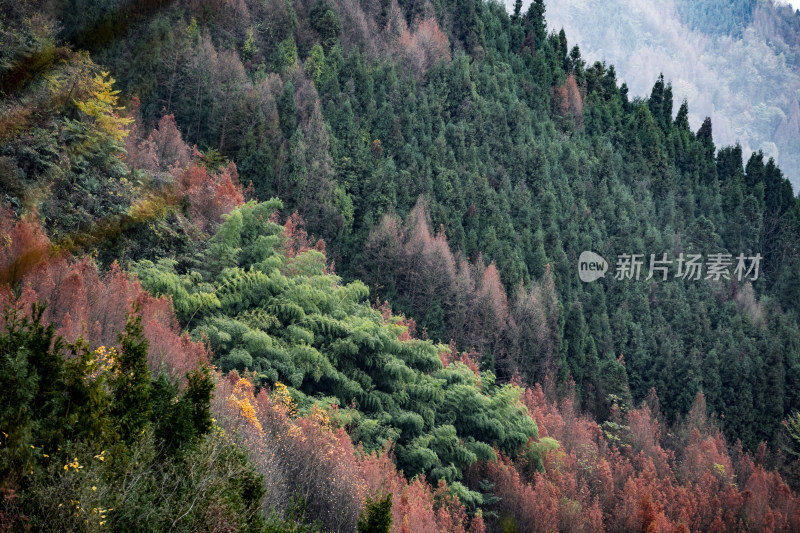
xmin=397 ymin=17 xmax=450 ymax=76
xmin=0 ymin=206 xmax=49 ymax=287
xmin=565 ymin=74 xmax=584 ymax=128
xmin=470 ymin=261 xmax=508 ymax=356
xmin=550 ymin=74 xmax=584 ymax=129
xmin=125 ymin=111 xmax=192 ymax=174
xmin=282 ymin=211 xmax=325 ymax=258
xmin=1 ymin=208 xmax=206 ymax=377
xmin=177 ymin=161 xmax=245 ymax=233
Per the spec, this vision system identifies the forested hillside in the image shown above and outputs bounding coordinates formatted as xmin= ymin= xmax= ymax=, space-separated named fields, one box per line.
xmin=2 ymin=0 xmax=800 ymax=530
xmin=538 ymin=0 xmax=800 ymax=190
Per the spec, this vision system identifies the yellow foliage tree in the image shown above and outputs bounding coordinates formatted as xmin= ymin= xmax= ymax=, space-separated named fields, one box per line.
xmin=64 ymin=71 xmax=132 ymax=170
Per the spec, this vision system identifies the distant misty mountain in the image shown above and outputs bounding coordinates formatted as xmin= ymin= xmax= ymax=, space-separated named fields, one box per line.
xmin=507 ymin=0 xmax=800 ymax=191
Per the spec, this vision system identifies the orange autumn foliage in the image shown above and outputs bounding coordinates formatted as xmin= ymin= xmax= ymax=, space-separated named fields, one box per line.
xmin=282 ymin=211 xmax=326 ymax=259
xmin=0 ymin=206 xmax=207 ymax=378
xmin=177 ymin=161 xmax=245 ymax=234
xmin=550 ymin=74 xmax=584 ymax=128
xmin=124 ymin=109 xmax=192 ymax=174
xmin=470 ymin=384 xmax=800 ymax=532
xmin=397 ymin=17 xmax=451 ymax=76
xmin=440 ymin=340 xmax=481 ymax=380
xmin=214 ymin=372 xmax=366 ymax=531
xmin=124 ymin=109 xmax=244 ymax=234
xmin=358 ymin=446 xmax=484 ymax=533
xmin=214 ymin=371 xmax=487 ymax=533
xmin=374 ymin=298 xmax=418 ymax=342
xmin=0 ymin=206 xmax=49 ymax=287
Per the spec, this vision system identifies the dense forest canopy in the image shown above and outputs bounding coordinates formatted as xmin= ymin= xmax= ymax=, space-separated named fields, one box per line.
xmin=2 ymin=0 xmax=800 ymax=530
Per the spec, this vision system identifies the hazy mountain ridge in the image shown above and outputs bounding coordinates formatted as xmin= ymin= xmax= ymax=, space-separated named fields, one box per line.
xmin=522 ymin=0 xmax=800 ymax=189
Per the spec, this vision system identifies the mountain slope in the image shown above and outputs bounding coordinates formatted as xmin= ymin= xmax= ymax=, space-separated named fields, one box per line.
xmin=3 ymin=0 xmax=800 ymax=449
xmin=3 ymin=0 xmax=800 ymax=529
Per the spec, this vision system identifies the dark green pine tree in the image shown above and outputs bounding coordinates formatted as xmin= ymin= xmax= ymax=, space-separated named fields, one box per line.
xmin=745 ymin=150 xmax=765 ymax=190
xmin=663 ymin=81 xmax=674 ymax=131
xmin=648 ymin=74 xmax=673 ymax=132
xmin=697 ymin=117 xmax=714 ymax=148
xmin=357 ymin=494 xmax=392 ymax=533
xmin=717 ymin=145 xmax=744 ymax=183
xmin=310 ymin=0 xmax=341 ymax=52
xmin=564 ymin=302 xmax=588 ymax=389
xmin=278 ymin=81 xmax=298 ymax=140
xmin=763 ymin=158 xmax=794 ymax=216
xmin=111 ymin=312 xmax=153 ymax=443
xmin=525 ymin=0 xmax=547 ymax=46
xmin=0 ymin=304 xmax=57 ymax=482
xmin=674 ymin=99 xmax=690 ymax=131
xmin=512 ymin=0 xmax=523 ymax=22
xmin=761 ymin=319 xmax=785 ymax=442
xmin=150 ymin=363 xmax=215 ymax=455
xmin=0 ymin=304 xmax=112 ymax=481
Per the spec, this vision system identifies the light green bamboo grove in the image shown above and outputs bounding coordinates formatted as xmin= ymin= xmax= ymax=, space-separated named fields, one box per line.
xmin=134 ymin=199 xmax=539 ymax=503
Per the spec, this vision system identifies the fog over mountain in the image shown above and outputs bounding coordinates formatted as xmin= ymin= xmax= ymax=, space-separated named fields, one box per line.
xmin=507 ymin=0 xmax=800 ymax=189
